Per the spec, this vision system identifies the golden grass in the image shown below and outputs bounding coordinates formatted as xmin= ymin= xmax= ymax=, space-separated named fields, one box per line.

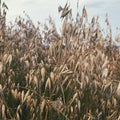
xmin=0 ymin=2 xmax=120 ymax=120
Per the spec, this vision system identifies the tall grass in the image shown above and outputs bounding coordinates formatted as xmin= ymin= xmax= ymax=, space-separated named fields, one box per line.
xmin=0 ymin=2 xmax=120 ymax=120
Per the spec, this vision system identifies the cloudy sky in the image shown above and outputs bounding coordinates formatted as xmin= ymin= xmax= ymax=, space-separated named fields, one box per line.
xmin=2 ymin=0 xmax=120 ymax=37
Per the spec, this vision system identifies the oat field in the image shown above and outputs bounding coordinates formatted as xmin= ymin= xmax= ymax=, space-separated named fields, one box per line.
xmin=0 ymin=2 xmax=120 ymax=120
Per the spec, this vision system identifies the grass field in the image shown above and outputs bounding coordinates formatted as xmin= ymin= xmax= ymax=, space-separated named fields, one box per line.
xmin=0 ymin=2 xmax=120 ymax=120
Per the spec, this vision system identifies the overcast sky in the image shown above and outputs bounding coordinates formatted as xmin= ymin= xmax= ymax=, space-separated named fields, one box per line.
xmin=3 ymin=0 xmax=120 ymax=38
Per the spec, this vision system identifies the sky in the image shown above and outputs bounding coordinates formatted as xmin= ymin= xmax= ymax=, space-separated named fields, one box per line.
xmin=2 ymin=0 xmax=120 ymax=39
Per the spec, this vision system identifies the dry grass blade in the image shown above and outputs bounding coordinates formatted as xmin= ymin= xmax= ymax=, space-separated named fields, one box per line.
xmin=16 ymin=113 xmax=20 ymax=120
xmin=45 ymin=77 xmax=51 ymax=90
xmin=0 ymin=62 xmax=3 ymax=74
xmin=116 ymin=82 xmax=120 ymax=96
xmin=0 ymin=84 xmax=3 ymax=94
xmin=70 ymin=92 xmax=78 ymax=105
xmin=82 ymin=6 xmax=87 ymax=20
xmin=6 ymin=54 xmax=12 ymax=65
xmin=21 ymin=91 xmax=25 ymax=103
xmin=50 ymin=72 xmax=55 ymax=82
xmin=33 ymin=76 xmax=38 ymax=87
xmin=41 ymin=67 xmax=46 ymax=82
xmin=60 ymin=2 xmax=71 ymax=18
xmin=41 ymin=99 xmax=46 ymax=113
xmin=2 ymin=104 xmax=5 ymax=119
xmin=23 ymin=90 xmax=30 ymax=103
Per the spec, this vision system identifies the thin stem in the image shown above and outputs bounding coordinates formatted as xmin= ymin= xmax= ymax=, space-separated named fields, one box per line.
xmin=0 ymin=0 xmax=1 ymax=16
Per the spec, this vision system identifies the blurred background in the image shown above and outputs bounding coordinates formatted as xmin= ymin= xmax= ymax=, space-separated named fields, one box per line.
xmin=3 ymin=0 xmax=120 ymax=39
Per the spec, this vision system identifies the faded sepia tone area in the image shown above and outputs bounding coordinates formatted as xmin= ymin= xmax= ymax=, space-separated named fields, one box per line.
xmin=0 ymin=0 xmax=120 ymax=120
